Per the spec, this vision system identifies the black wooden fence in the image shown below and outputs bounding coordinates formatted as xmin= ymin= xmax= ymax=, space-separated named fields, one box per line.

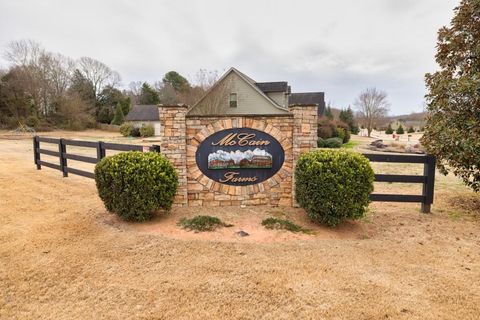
xmin=33 ymin=136 xmax=435 ymax=213
xmin=364 ymin=153 xmax=436 ymax=213
xmin=33 ymin=136 xmax=160 ymax=179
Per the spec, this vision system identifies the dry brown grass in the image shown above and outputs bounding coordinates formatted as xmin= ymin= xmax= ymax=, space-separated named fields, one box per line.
xmin=1 ymin=132 xmax=479 ymax=319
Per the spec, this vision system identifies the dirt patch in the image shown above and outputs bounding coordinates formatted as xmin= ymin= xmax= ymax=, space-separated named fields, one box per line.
xmin=106 ymin=205 xmax=370 ymax=243
xmin=1 ymin=134 xmax=480 ymax=319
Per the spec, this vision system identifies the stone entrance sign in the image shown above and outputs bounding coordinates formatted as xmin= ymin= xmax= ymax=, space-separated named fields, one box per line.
xmin=158 ymin=104 xmax=318 ymax=207
xmin=195 ymin=128 xmax=285 ymax=186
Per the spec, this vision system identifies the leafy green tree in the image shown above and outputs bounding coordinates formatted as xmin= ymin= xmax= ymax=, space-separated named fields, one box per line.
xmin=162 ymin=71 xmax=190 ymax=92
xmin=407 ymin=126 xmax=415 ymax=133
xmin=421 ymin=0 xmax=480 ymax=191
xmin=97 ymin=85 xmax=131 ymax=116
xmin=139 ymin=82 xmax=160 ymax=105
xmin=111 ymin=104 xmax=125 ymax=125
xmin=396 ymin=125 xmax=404 ymax=134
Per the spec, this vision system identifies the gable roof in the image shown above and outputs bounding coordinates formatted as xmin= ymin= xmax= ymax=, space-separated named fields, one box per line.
xmin=289 ymin=92 xmax=326 ymax=115
xmin=125 ymin=105 xmax=159 ymax=121
xmin=255 ymin=82 xmax=288 ymax=93
xmin=189 ymin=67 xmax=289 ymax=114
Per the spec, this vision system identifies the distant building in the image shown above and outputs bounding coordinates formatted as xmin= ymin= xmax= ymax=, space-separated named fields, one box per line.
xmin=124 ymin=105 xmax=161 ymax=136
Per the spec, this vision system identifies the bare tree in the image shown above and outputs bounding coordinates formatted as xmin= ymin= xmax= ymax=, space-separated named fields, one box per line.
xmin=3 ymin=39 xmax=44 ymax=66
xmin=193 ymin=69 xmax=220 ymax=90
xmin=354 ymin=88 xmax=390 ymax=137
xmin=78 ymin=57 xmax=120 ymax=97
xmin=188 ymin=76 xmax=231 ymax=115
xmin=2 ymin=40 xmax=75 ymax=116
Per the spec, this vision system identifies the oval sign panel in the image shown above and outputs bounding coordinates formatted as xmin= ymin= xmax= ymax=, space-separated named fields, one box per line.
xmin=195 ymin=128 xmax=285 ymax=186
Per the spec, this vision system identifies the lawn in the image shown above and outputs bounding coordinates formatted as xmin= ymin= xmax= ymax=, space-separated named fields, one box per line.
xmin=0 ymin=131 xmax=479 ymax=319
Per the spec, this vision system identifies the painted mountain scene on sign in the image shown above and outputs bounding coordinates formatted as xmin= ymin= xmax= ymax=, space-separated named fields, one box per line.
xmin=208 ymin=148 xmax=273 ymax=169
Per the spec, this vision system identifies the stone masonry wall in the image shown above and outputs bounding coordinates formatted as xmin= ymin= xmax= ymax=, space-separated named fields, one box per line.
xmin=289 ymin=105 xmax=319 ymax=206
xmin=158 ymin=105 xmax=188 ymax=206
xmin=158 ymin=104 xmax=318 ymax=207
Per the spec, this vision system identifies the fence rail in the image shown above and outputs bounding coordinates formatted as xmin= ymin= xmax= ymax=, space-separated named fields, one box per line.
xmin=33 ymin=136 xmax=435 ymax=213
xmin=363 ymin=153 xmax=436 ymax=213
xmin=33 ymin=136 xmax=160 ymax=180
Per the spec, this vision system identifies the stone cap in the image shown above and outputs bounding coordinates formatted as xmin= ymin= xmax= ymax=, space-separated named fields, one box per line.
xmin=186 ymin=113 xmax=293 ymax=118
xmin=288 ymin=103 xmax=319 ymax=107
xmin=158 ymin=104 xmax=189 ymax=108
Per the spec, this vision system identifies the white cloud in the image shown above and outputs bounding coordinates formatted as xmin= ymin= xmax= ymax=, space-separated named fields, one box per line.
xmin=0 ymin=0 xmax=458 ymax=114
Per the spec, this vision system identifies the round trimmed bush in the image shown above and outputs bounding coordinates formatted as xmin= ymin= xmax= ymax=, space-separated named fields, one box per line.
xmin=295 ymin=150 xmax=374 ymax=227
xmin=120 ymin=123 xmax=133 ymax=137
xmin=94 ymin=151 xmax=178 ymax=221
xmin=140 ymin=124 xmax=155 ymax=137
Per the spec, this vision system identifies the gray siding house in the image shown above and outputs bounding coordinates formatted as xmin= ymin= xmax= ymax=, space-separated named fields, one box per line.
xmin=188 ymin=67 xmax=325 ymax=117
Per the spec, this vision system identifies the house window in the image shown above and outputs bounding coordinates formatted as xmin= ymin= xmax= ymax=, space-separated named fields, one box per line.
xmin=229 ymin=93 xmax=237 ymax=108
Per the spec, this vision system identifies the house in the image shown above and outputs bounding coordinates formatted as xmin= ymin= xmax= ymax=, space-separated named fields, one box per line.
xmin=126 ymin=68 xmax=325 ymax=136
xmin=187 ymin=67 xmax=325 ymax=117
xmin=124 ymin=105 xmax=161 ymax=136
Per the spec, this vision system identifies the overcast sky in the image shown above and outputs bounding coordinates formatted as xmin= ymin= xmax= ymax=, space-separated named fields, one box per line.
xmin=0 ymin=0 xmax=458 ymax=115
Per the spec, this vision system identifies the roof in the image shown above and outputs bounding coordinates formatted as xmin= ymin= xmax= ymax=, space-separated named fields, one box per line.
xmin=189 ymin=67 xmax=289 ymax=114
xmin=289 ymin=92 xmax=326 ymax=115
xmin=125 ymin=105 xmax=159 ymax=121
xmin=255 ymin=82 xmax=288 ymax=93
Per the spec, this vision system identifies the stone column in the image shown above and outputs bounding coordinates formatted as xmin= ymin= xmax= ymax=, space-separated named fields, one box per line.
xmin=289 ymin=104 xmax=318 ymax=206
xmin=158 ymin=104 xmax=188 ymax=206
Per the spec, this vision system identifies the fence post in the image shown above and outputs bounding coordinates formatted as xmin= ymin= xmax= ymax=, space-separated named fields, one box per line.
xmin=149 ymin=144 xmax=160 ymax=153
xmin=97 ymin=141 xmax=106 ymax=160
xmin=58 ymin=138 xmax=68 ymax=177
xmin=421 ymin=154 xmax=436 ymax=213
xmin=33 ymin=136 xmax=41 ymax=170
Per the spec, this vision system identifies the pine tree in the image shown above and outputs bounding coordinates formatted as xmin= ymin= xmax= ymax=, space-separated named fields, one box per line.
xmin=385 ymin=124 xmax=394 ymax=134
xmin=139 ymin=83 xmax=160 ymax=105
xmin=162 ymin=71 xmax=190 ymax=92
xmin=396 ymin=125 xmax=404 ymax=135
xmin=339 ymin=106 xmax=358 ymax=134
xmin=111 ymin=104 xmax=124 ymax=125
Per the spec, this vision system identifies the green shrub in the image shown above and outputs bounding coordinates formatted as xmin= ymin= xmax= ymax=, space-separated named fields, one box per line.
xmin=318 ymin=137 xmax=342 ymax=148
xmin=340 ymin=127 xmax=351 ymax=143
xmin=178 ymin=215 xmax=233 ymax=232
xmin=407 ymin=126 xmax=415 ymax=133
xmin=261 ymin=217 xmax=309 ymax=233
xmin=385 ymin=124 xmax=394 ymax=134
xmin=295 ymin=150 xmax=374 ymax=227
xmin=324 ymin=137 xmax=343 ymax=148
xmin=336 ymin=127 xmax=346 ymax=141
xmin=94 ymin=151 xmax=178 ymax=221
xmin=140 ymin=124 xmax=155 ymax=137
xmin=131 ymin=127 xmax=141 ymax=137
xmin=396 ymin=125 xmax=405 ymax=134
xmin=317 ymin=137 xmax=325 ymax=148
xmin=120 ymin=123 xmax=133 ymax=137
